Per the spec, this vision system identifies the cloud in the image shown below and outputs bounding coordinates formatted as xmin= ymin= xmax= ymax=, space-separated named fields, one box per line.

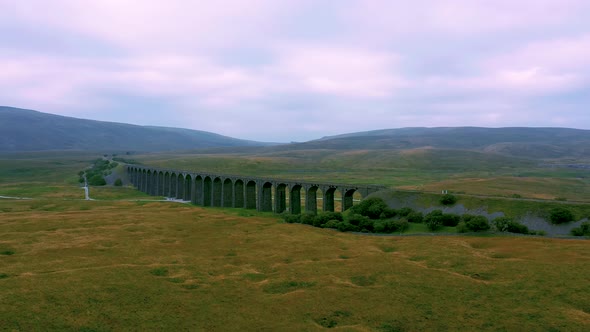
xmin=1 ymin=0 xmax=590 ymax=141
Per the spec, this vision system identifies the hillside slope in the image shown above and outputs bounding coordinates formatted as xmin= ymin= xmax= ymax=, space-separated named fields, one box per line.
xmin=0 ymin=107 xmax=272 ymax=152
xmin=297 ymin=127 xmax=590 ymax=159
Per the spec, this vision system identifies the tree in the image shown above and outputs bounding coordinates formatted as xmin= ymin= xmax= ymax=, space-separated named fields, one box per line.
xmin=462 ymin=215 xmax=490 ymax=232
xmin=88 ymin=174 xmax=106 ymax=186
xmin=493 ymin=217 xmax=529 ymax=234
xmin=549 ymin=207 xmax=575 ymax=224
xmin=440 ymin=194 xmax=457 ymax=206
xmin=425 ymin=210 xmax=444 ymax=231
xmin=349 ymin=197 xmax=389 ymax=220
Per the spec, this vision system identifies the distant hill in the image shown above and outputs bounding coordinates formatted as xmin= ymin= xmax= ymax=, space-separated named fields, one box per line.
xmin=0 ymin=106 xmax=274 ymax=152
xmin=282 ymin=127 xmax=590 ymax=159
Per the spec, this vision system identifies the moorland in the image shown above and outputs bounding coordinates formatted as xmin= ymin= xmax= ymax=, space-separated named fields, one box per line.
xmin=1 ymin=108 xmax=590 ymax=330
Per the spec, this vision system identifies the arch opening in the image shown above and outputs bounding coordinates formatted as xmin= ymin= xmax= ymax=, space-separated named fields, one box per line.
xmin=223 ymin=178 xmax=233 ymax=207
xmin=234 ymin=180 xmax=244 ymax=208
xmin=212 ymin=178 xmax=222 ymax=207
xmin=203 ymin=177 xmax=212 ymax=206
xmin=245 ymin=181 xmax=257 ymax=209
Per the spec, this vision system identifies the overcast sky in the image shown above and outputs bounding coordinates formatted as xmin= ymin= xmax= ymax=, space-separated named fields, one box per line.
xmin=1 ymin=0 xmax=590 ymax=142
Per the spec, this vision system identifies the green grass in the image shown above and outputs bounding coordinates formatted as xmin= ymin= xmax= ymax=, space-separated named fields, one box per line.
xmin=0 ymin=199 xmax=589 ymax=331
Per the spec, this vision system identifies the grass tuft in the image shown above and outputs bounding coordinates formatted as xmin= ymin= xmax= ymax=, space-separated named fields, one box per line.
xmin=149 ymin=267 xmax=169 ymax=277
xmin=263 ymin=281 xmax=315 ymax=294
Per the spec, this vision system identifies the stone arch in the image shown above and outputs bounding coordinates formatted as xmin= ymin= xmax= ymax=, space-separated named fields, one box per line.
xmin=222 ymin=178 xmax=233 ymax=207
xmin=289 ymin=184 xmax=302 ymax=214
xmin=157 ymin=171 xmax=165 ymax=196
xmin=323 ymin=186 xmax=337 ymax=212
xmin=184 ymin=174 xmax=192 ymax=202
xmin=260 ymin=182 xmax=273 ymax=212
xmin=234 ymin=179 xmax=245 ymax=208
xmin=170 ymin=173 xmax=177 ymax=198
xmin=146 ymin=170 xmax=153 ymax=195
xmin=140 ymin=169 xmax=146 ymax=193
xmin=275 ymin=183 xmax=287 ymax=213
xmin=193 ymin=175 xmax=202 ymax=205
xmin=203 ymin=176 xmax=212 ymax=206
xmin=245 ymin=180 xmax=257 ymax=209
xmin=342 ymin=189 xmax=357 ymax=212
xmin=306 ymin=186 xmax=319 ymax=214
xmin=163 ymin=172 xmax=170 ymax=197
xmin=176 ymin=174 xmax=185 ymax=199
xmin=212 ymin=177 xmax=222 ymax=207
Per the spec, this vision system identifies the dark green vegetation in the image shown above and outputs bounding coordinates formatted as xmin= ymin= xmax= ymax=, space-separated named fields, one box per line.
xmin=283 ymin=197 xmax=543 ymax=236
xmin=0 ymin=106 xmax=272 ymax=152
xmin=550 ymin=206 xmax=576 ymax=224
xmin=1 ymin=200 xmax=589 ymax=331
xmin=571 ymin=222 xmax=590 ymax=237
xmin=83 ymin=158 xmax=118 ymax=186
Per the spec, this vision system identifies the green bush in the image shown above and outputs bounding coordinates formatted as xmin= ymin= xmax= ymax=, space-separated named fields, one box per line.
xmin=314 ymin=212 xmax=343 ymax=227
xmin=283 ymin=214 xmax=301 ymax=224
xmin=571 ymin=222 xmax=590 ymax=236
xmin=336 ymin=222 xmax=360 ymax=232
xmin=456 ymin=221 xmax=468 ymax=233
xmin=379 ymin=208 xmax=397 ymax=219
xmin=425 ymin=210 xmax=444 ymax=231
xmin=323 ymin=220 xmax=340 ymax=229
xmin=462 ymin=215 xmax=490 ymax=232
xmin=345 ymin=214 xmax=374 ymax=232
xmin=300 ymin=213 xmax=316 ymax=225
xmin=493 ymin=217 xmax=529 ymax=234
xmin=350 ymin=197 xmax=388 ymax=219
xmin=549 ymin=207 xmax=575 ymax=224
xmin=373 ymin=219 xmax=409 ymax=233
xmin=440 ymin=213 xmax=461 ymax=227
xmin=88 ymin=174 xmax=106 ymax=186
xmin=407 ymin=211 xmax=424 ymax=223
xmin=397 ymin=207 xmax=414 ymax=217
xmin=114 ymin=178 xmax=123 ymax=186
xmin=440 ymin=194 xmax=457 ymax=206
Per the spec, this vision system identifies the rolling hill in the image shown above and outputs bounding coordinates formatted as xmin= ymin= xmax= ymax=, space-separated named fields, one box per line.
xmin=285 ymin=127 xmax=590 ymax=159
xmin=0 ymin=106 xmax=274 ymax=152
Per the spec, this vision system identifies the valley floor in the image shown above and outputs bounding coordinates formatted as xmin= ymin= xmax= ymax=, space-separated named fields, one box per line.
xmin=1 ymin=200 xmax=589 ymax=331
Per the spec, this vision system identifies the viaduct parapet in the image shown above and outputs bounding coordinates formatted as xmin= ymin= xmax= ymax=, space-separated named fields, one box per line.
xmin=126 ymin=165 xmax=386 ymax=213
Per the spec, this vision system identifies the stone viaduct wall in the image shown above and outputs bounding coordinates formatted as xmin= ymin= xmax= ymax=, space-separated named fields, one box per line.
xmin=126 ymin=165 xmax=385 ymax=214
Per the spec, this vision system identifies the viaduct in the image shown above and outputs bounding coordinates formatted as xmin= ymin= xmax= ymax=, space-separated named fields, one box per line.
xmin=126 ymin=165 xmax=386 ymax=214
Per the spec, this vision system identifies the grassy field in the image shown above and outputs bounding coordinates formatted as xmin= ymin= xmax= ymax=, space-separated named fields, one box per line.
xmin=1 ymin=199 xmax=589 ymax=331
xmin=131 ymin=149 xmax=590 ymax=202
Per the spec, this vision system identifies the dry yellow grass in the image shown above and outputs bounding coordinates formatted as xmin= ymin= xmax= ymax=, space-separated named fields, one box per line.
xmin=1 ymin=200 xmax=589 ymax=331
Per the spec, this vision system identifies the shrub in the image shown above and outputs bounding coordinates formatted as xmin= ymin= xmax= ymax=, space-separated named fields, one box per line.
xmin=462 ymin=215 xmax=490 ymax=232
xmin=406 ymin=211 xmax=424 ymax=223
xmin=114 ymin=178 xmax=123 ymax=186
xmin=88 ymin=174 xmax=106 ymax=186
xmin=440 ymin=213 xmax=461 ymax=227
xmin=571 ymin=222 xmax=590 ymax=236
xmin=397 ymin=207 xmax=414 ymax=217
xmin=456 ymin=221 xmax=468 ymax=233
xmin=425 ymin=210 xmax=444 ymax=231
xmin=314 ymin=212 xmax=343 ymax=227
xmin=323 ymin=220 xmax=340 ymax=229
xmin=348 ymin=214 xmax=369 ymax=226
xmin=283 ymin=214 xmax=301 ymax=224
xmin=440 ymin=194 xmax=457 ymax=206
xmin=549 ymin=207 xmax=575 ymax=224
xmin=350 ymin=197 xmax=389 ymax=219
xmin=493 ymin=217 xmax=529 ymax=234
xmin=300 ymin=213 xmax=316 ymax=225
xmin=379 ymin=208 xmax=397 ymax=219
xmin=374 ymin=219 xmax=409 ymax=233
xmin=391 ymin=219 xmax=409 ymax=232
xmin=336 ymin=222 xmax=359 ymax=232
